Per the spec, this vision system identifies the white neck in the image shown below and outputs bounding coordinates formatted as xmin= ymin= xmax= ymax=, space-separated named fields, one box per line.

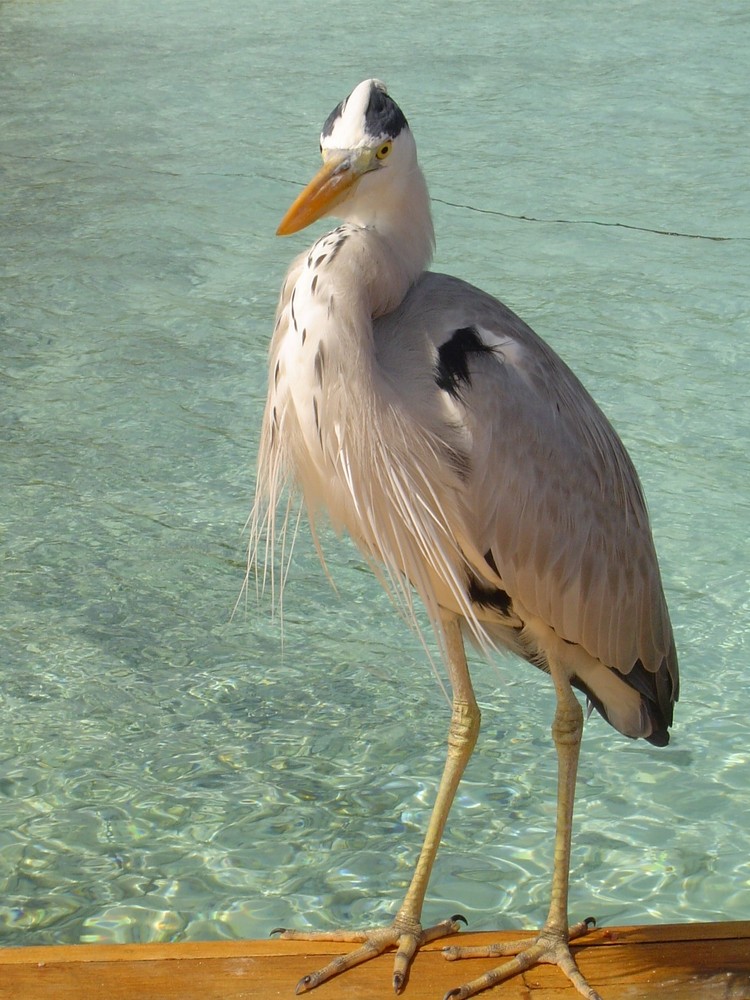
xmin=350 ymin=165 xmax=434 ymax=284
xmin=333 ymin=138 xmax=435 ymax=313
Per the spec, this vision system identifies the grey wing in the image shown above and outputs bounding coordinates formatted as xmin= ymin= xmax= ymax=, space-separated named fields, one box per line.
xmin=387 ymin=271 xmax=678 ymax=723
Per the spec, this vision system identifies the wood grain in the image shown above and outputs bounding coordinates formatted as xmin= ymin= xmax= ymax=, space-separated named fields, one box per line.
xmin=0 ymin=922 xmax=748 ymax=999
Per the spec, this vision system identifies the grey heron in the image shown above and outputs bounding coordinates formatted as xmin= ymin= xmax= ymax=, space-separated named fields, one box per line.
xmin=252 ymin=79 xmax=678 ymax=1000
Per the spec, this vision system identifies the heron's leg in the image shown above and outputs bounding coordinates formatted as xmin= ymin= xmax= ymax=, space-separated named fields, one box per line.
xmin=276 ymin=612 xmax=480 ymax=995
xmin=399 ymin=615 xmax=482 ymax=915
xmin=441 ymin=663 xmax=602 ymax=1000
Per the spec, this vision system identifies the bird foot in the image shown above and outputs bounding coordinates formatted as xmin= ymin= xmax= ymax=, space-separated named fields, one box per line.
xmin=272 ymin=914 xmax=466 ymax=994
xmin=442 ymin=917 xmax=602 ymax=1000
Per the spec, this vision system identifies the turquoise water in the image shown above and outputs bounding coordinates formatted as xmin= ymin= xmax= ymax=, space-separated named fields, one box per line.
xmin=2 ymin=0 xmax=749 ymax=948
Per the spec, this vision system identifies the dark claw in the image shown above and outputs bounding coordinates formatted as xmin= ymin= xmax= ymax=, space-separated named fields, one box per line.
xmin=443 ymin=990 xmax=462 ymax=1000
xmin=270 ymin=926 xmax=287 ymax=936
xmin=295 ymin=975 xmax=313 ymax=995
xmin=450 ymin=913 xmax=469 ymax=926
xmin=584 ymin=916 xmax=597 ymax=929
xmin=393 ymin=972 xmax=404 ymax=994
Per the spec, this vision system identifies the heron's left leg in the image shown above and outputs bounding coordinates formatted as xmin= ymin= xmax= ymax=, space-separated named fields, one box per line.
xmin=441 ymin=662 xmax=602 ymax=1000
xmin=274 ymin=612 xmax=480 ymax=994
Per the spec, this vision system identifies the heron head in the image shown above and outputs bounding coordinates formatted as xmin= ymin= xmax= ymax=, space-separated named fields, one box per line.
xmin=277 ymin=79 xmax=417 ymax=236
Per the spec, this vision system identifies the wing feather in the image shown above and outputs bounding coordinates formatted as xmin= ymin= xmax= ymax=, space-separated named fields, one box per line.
xmin=375 ymin=271 xmax=675 ymax=682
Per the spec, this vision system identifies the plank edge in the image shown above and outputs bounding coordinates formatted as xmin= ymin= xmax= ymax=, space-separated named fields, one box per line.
xmin=0 ymin=921 xmax=747 ymax=967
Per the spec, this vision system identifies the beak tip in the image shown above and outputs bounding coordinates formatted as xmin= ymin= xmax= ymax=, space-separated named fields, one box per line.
xmin=275 ymin=217 xmax=298 ymax=237
xmin=275 ymin=150 xmax=358 ymax=239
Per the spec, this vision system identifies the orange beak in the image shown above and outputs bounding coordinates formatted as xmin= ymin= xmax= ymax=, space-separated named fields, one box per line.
xmin=276 ymin=149 xmax=370 ymax=236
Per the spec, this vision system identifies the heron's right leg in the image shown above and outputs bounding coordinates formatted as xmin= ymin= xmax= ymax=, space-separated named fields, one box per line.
xmin=440 ymin=662 xmax=601 ymax=1000
xmin=274 ymin=612 xmax=480 ymax=995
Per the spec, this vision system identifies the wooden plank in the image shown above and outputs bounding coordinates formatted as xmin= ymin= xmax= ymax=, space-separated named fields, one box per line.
xmin=0 ymin=923 xmax=748 ymax=1000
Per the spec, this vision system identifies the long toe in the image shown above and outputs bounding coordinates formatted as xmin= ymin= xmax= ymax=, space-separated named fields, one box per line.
xmin=280 ymin=915 xmax=465 ymax=994
xmin=443 ymin=926 xmax=602 ymax=1000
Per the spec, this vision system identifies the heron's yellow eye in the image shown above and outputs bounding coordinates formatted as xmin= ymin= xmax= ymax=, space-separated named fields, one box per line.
xmin=376 ymin=141 xmax=393 ymax=161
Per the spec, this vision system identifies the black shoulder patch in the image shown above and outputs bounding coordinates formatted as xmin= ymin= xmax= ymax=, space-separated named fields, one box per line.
xmin=435 ymin=326 xmax=494 ymax=399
